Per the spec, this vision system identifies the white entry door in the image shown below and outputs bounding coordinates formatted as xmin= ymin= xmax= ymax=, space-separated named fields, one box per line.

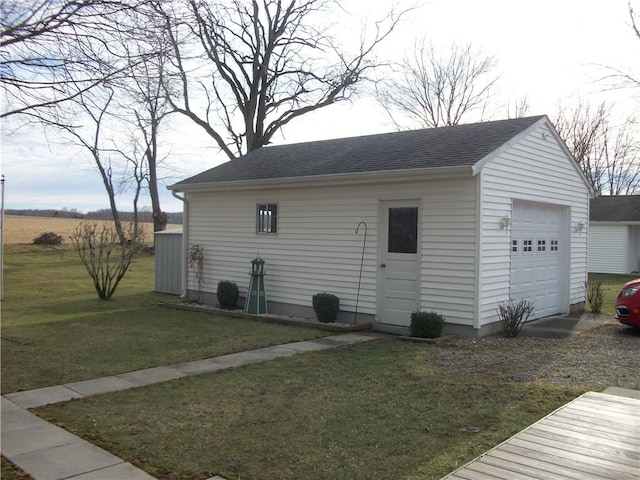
xmin=510 ymin=201 xmax=568 ymax=319
xmin=378 ymin=201 xmax=420 ymax=327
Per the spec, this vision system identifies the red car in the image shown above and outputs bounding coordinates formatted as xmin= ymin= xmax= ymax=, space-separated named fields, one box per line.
xmin=615 ymin=278 xmax=640 ymax=327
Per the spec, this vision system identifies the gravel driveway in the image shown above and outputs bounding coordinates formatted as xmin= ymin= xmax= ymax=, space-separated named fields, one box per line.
xmin=430 ymin=320 xmax=639 ymax=390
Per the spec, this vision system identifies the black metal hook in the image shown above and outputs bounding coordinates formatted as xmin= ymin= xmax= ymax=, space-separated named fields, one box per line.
xmin=355 ymin=221 xmax=367 ymax=234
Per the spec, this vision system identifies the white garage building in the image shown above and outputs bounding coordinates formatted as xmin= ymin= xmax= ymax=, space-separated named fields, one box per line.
xmin=169 ymin=116 xmax=591 ymax=337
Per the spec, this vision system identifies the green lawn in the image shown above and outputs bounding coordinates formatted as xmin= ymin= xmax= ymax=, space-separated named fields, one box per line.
xmin=35 ymin=340 xmax=586 ymax=480
xmin=1 ymin=245 xmax=330 ymax=393
xmin=2 ymin=245 xmax=635 ymax=479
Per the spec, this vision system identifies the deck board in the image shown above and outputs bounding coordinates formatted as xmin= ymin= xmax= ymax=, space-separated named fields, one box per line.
xmin=442 ymin=391 xmax=640 ymax=480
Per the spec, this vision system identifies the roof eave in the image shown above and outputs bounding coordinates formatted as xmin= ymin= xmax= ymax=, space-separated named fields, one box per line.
xmin=168 ymin=165 xmax=473 ymax=193
xmin=589 ymin=220 xmax=640 ymax=225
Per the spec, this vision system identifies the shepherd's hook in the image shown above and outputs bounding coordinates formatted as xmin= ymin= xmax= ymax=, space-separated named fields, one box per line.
xmin=354 ymin=221 xmax=367 ymax=325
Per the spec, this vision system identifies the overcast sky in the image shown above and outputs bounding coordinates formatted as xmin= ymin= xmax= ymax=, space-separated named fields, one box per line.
xmin=1 ymin=0 xmax=638 ymax=213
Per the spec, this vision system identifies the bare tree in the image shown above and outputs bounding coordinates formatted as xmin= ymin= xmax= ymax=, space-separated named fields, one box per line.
xmin=597 ymin=1 xmax=640 ymax=92
xmin=377 ymin=39 xmax=499 ymax=129
xmin=156 ymin=0 xmax=408 ymax=158
xmin=554 ymin=100 xmax=639 ymax=195
xmin=504 ymin=96 xmax=531 ymax=119
xmin=5 ymin=0 xmax=173 ymax=233
xmin=601 ymin=118 xmax=640 ymax=195
xmin=115 ymin=22 xmax=173 ymax=232
xmin=54 ymin=85 xmax=130 ymax=243
xmin=0 ymin=0 xmax=144 ymax=118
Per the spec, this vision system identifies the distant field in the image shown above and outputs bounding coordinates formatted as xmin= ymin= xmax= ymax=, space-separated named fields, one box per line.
xmin=2 ymin=215 xmax=181 ymax=245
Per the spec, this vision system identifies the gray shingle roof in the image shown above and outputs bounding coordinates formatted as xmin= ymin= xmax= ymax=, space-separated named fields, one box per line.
xmin=590 ymin=195 xmax=640 ymax=222
xmin=172 ymin=116 xmax=546 ymax=187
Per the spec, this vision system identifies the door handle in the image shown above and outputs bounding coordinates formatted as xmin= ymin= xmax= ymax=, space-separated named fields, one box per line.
xmin=380 ymin=263 xmax=386 ymax=268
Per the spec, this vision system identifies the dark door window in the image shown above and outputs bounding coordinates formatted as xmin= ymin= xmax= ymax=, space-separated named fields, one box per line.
xmin=388 ymin=207 xmax=418 ymax=253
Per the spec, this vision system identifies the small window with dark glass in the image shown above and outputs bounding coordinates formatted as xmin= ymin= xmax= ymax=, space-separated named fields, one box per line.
xmin=388 ymin=207 xmax=418 ymax=254
xmin=523 ymin=240 xmax=533 ymax=252
xmin=256 ymin=203 xmax=277 ymax=234
xmin=537 ymin=239 xmax=546 ymax=252
xmin=512 ymin=239 xmax=518 ymax=253
xmin=550 ymin=240 xmax=559 ymax=252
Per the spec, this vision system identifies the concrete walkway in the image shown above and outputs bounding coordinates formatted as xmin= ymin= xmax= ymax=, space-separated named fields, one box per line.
xmin=519 ymin=312 xmax=615 ymax=338
xmin=1 ymin=332 xmax=381 ymax=480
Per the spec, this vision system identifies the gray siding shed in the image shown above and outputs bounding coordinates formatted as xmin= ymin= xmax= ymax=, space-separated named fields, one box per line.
xmin=154 ymin=227 xmax=183 ymax=295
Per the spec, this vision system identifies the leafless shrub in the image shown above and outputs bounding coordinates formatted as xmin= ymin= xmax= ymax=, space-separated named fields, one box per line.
xmin=585 ymin=280 xmax=605 ymax=313
xmin=70 ymin=221 xmax=144 ymax=300
xmin=188 ymin=244 xmax=204 ymax=303
xmin=497 ymin=298 xmax=535 ymax=337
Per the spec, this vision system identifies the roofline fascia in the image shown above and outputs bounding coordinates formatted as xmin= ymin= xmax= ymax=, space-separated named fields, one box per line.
xmin=589 ymin=220 xmax=640 ymax=225
xmin=167 ymin=165 xmax=472 ymax=193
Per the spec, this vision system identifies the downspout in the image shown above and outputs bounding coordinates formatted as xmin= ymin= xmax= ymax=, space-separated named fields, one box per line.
xmin=172 ymin=190 xmax=189 ymax=299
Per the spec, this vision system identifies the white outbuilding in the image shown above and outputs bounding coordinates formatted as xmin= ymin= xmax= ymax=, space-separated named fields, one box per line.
xmin=588 ymin=195 xmax=640 ymax=275
xmin=169 ymin=116 xmax=592 ymax=337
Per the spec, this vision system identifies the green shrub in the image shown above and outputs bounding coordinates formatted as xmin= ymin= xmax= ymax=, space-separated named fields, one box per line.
xmin=585 ymin=280 xmax=604 ymax=313
xmin=33 ymin=232 xmax=64 ymax=245
xmin=217 ymin=281 xmax=239 ymax=310
xmin=410 ymin=310 xmax=445 ymax=338
xmin=312 ymin=293 xmax=340 ymax=323
xmin=497 ymin=298 xmax=535 ymax=337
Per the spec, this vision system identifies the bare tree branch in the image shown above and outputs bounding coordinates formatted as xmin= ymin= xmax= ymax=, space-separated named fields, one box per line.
xmin=0 ymin=0 xmax=149 ymax=118
xmin=554 ymin=99 xmax=640 ymax=195
xmin=158 ymin=0 xmax=411 ymax=158
xmin=377 ymin=39 xmax=500 ymax=129
xmin=594 ymin=2 xmax=640 ymax=92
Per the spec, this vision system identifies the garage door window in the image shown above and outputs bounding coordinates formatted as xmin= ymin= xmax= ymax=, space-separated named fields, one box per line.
xmin=512 ymin=240 xmax=518 ymax=253
xmin=550 ymin=240 xmax=559 ymax=251
xmin=537 ymin=240 xmax=546 ymax=252
xmin=523 ymin=240 xmax=533 ymax=252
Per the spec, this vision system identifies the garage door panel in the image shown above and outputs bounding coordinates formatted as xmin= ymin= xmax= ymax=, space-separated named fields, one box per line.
xmin=535 ymin=265 xmax=548 ymax=282
xmin=548 ymin=264 xmax=560 ymax=283
xmin=517 ymin=266 xmax=535 ymax=287
xmin=510 ymin=202 xmax=568 ymax=320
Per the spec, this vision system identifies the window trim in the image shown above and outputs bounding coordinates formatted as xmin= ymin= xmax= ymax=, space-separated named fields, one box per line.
xmin=256 ymin=203 xmax=278 ymax=235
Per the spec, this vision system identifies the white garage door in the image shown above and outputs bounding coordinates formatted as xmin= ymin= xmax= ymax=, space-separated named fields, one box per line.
xmin=510 ymin=201 xmax=568 ymax=319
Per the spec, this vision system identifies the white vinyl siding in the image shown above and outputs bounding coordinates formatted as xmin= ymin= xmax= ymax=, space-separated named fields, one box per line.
xmin=478 ymin=122 xmax=590 ymax=326
xmin=187 ymin=187 xmax=379 ymax=316
xmin=185 ymin=177 xmax=477 ymax=326
xmin=420 ymin=179 xmax=477 ymax=326
xmin=588 ymin=223 xmax=629 ymax=274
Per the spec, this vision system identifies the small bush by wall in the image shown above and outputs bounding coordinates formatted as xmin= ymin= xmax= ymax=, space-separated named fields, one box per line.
xmin=585 ymin=280 xmax=604 ymax=313
xmin=410 ymin=311 xmax=445 ymax=338
xmin=497 ymin=298 xmax=535 ymax=337
xmin=33 ymin=232 xmax=64 ymax=245
xmin=217 ymin=281 xmax=239 ymax=310
xmin=312 ymin=293 xmax=340 ymax=323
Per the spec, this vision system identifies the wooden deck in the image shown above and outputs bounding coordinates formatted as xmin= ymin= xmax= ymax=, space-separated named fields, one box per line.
xmin=443 ymin=391 xmax=640 ymax=480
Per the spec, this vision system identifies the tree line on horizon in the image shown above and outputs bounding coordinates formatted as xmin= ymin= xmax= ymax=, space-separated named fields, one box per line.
xmin=5 ymin=208 xmax=183 ymax=224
